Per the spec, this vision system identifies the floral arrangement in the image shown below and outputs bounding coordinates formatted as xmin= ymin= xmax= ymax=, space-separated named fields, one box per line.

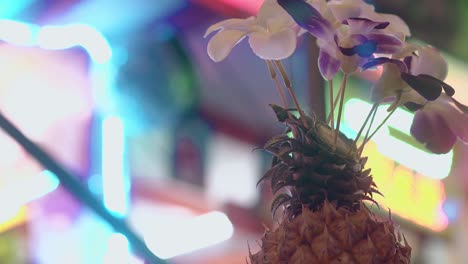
xmin=204 ymin=0 xmax=467 ymax=263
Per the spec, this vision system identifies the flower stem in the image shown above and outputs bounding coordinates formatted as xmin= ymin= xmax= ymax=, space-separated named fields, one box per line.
xmin=328 ymin=80 xmax=335 ymax=133
xmin=353 ymin=102 xmax=379 ymax=146
xmin=358 ymin=105 xmax=397 ymax=156
xmin=367 ymin=107 xmax=397 ymax=143
xmin=326 ymin=78 xmax=344 ymax=125
xmin=334 ymin=74 xmax=348 ymax=146
xmin=274 ymin=60 xmax=307 ymax=125
xmin=357 ymin=103 xmax=379 ymax=155
xmin=266 ymin=60 xmax=289 ymax=108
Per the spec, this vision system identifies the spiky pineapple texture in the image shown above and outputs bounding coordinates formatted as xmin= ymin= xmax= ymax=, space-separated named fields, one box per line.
xmin=249 ymin=201 xmax=412 ymax=263
xmin=249 ymin=105 xmax=411 ymax=263
xmin=259 ymin=105 xmax=380 ymax=218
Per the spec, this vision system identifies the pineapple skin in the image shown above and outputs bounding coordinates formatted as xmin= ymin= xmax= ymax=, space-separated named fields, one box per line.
xmin=249 ymin=201 xmax=411 ymax=264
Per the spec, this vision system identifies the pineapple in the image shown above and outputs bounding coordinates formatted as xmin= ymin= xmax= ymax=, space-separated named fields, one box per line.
xmin=204 ymin=1 xmax=460 ymax=263
xmin=249 ymin=105 xmax=412 ymax=263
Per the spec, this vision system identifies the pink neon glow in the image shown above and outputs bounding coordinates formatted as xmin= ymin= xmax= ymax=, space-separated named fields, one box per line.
xmin=217 ymin=0 xmax=263 ymax=14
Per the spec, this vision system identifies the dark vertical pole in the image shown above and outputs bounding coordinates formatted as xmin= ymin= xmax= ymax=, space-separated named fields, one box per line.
xmin=0 ymin=111 xmax=167 ymax=264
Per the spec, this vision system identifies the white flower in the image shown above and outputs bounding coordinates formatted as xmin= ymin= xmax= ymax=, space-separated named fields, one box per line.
xmin=204 ymin=0 xmax=299 ymax=62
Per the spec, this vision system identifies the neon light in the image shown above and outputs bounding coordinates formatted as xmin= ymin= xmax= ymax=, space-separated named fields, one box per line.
xmin=0 ymin=19 xmax=37 ymax=46
xmin=0 ymin=19 xmax=111 ymax=63
xmin=104 ymin=233 xmax=143 ymax=264
xmin=362 ymin=142 xmax=448 ymax=231
xmin=144 ymin=211 xmax=234 ymax=259
xmin=344 ymin=98 xmax=453 ymax=179
xmin=37 ymin=24 xmax=112 ymax=63
xmin=342 ymin=98 xmax=449 ymax=231
xmin=0 ymin=170 xmax=59 ymax=232
xmin=210 ymin=0 xmax=263 ymax=13
xmin=0 ymin=206 xmax=27 ymax=233
xmin=102 ymin=116 xmax=129 ymax=217
xmin=0 ymin=0 xmax=36 ymax=19
xmin=0 ymin=170 xmax=59 ymax=207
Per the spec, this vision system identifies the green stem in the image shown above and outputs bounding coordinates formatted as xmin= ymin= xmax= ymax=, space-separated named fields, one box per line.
xmin=334 ymin=74 xmax=348 ymax=146
xmin=358 ymin=106 xmax=397 ymax=156
xmin=266 ymin=60 xmax=289 ymax=108
xmin=328 ymin=80 xmax=335 ymax=133
xmin=353 ymin=102 xmax=379 ymax=146
xmin=274 ymin=60 xmax=307 ymax=125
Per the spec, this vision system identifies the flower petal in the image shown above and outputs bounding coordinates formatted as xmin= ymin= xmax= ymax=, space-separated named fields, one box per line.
xmin=370 ymin=63 xmax=406 ymax=102
xmin=401 ymin=73 xmax=443 ymax=101
xmin=318 ymin=49 xmax=341 ymax=80
xmin=327 ymin=0 xmax=363 ymax=22
xmin=345 ymin=18 xmax=389 ymax=34
xmin=207 ymin=29 xmax=248 ymax=62
xmin=278 ymin=0 xmax=333 ymax=40
xmin=410 ymin=111 xmax=457 ymax=154
xmin=248 ymin=28 xmax=297 ymax=60
xmin=424 ymin=94 xmax=468 ymax=143
xmin=410 ymin=46 xmax=448 ymax=80
xmin=257 ymin=0 xmax=295 ymax=31
xmin=377 ymin=13 xmax=411 ymax=38
xmin=367 ymin=33 xmax=402 ymax=54
xmin=417 ymin=74 xmax=455 ymax=96
xmin=361 ymin=57 xmax=407 ymax=72
xmin=204 ymin=18 xmax=255 ymax=38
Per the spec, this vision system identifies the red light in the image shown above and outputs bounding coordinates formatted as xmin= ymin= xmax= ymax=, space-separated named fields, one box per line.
xmin=221 ymin=0 xmax=263 ymax=13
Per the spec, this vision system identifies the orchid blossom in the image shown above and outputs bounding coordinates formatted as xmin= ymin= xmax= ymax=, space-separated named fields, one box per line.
xmin=204 ymin=0 xmax=465 ymax=155
xmin=278 ymin=0 xmax=409 ymax=79
xmin=363 ymin=44 xmax=453 ymax=111
xmin=410 ymin=94 xmax=468 ymax=153
xmin=204 ymin=0 xmax=300 ymax=62
xmin=362 ymin=43 xmax=468 ymax=153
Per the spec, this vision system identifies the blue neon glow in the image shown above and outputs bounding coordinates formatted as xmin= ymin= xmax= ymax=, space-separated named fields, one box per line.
xmin=0 ymin=0 xmax=37 ymax=19
xmin=101 ymin=116 xmax=129 ymax=217
xmin=344 ymin=98 xmax=453 ymax=179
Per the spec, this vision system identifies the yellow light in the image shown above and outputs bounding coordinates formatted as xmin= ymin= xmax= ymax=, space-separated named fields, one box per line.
xmin=0 ymin=206 xmax=27 ymax=233
xmin=363 ymin=141 xmax=448 ymax=232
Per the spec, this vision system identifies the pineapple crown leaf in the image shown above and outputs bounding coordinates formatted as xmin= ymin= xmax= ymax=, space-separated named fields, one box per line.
xmin=271 ymin=192 xmax=293 ymax=219
xmin=260 ymin=106 xmax=381 ymax=217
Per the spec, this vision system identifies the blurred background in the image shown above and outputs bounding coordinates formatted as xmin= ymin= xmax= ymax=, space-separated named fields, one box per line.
xmin=0 ymin=0 xmax=467 ymax=263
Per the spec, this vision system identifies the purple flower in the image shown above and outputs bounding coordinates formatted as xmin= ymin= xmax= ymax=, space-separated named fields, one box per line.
xmin=363 ymin=44 xmax=453 ymax=111
xmin=278 ymin=0 xmax=407 ymax=79
xmin=411 ymin=95 xmax=468 ymax=154
xmin=363 ymin=44 xmax=466 ymax=154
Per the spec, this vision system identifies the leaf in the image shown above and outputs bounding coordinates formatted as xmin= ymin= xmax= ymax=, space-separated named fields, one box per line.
xmin=271 ymin=193 xmax=292 ymax=219
xmin=401 ymin=73 xmax=442 ymax=101
xmin=361 ymin=168 xmax=371 ymax=177
xmin=256 ymin=163 xmax=284 ymax=187
xmin=264 ymin=134 xmax=290 ymax=149
xmin=270 ymin=104 xmax=290 ymax=122
xmin=270 ymin=163 xmax=289 ymax=189
xmin=272 ymin=180 xmax=293 ymax=195
xmin=418 ymin=74 xmax=455 ymax=96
